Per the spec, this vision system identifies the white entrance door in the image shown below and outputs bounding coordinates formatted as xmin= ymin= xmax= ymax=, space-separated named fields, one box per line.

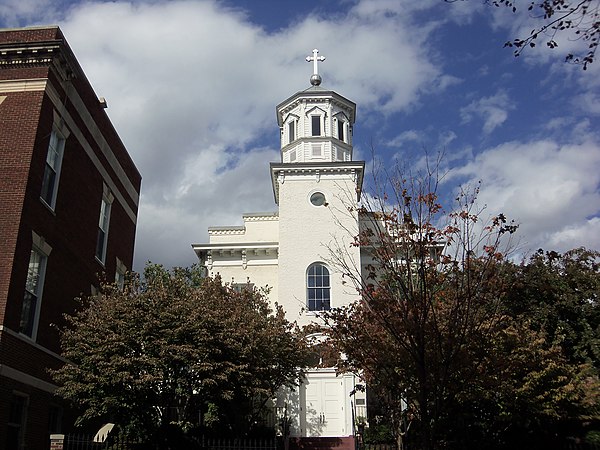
xmin=303 ymin=372 xmax=345 ymax=437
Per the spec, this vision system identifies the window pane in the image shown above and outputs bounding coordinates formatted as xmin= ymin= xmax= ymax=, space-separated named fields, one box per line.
xmin=312 ymin=116 xmax=321 ymax=136
xmin=96 ymin=196 xmax=111 ymax=262
xmin=20 ymin=291 xmax=37 ymax=336
xmin=47 ymin=132 xmax=61 ymax=167
xmin=8 ymin=395 xmax=27 ymax=450
xmin=41 ymin=164 xmax=57 ymax=205
xmin=96 ymin=228 xmax=106 ymax=260
xmin=338 ymin=120 xmax=344 ymax=141
xmin=307 ymin=264 xmax=331 ymax=311
xmin=21 ymin=249 xmax=45 ymax=337
xmin=288 ymin=121 xmax=295 ymax=142
xmin=98 ymin=199 xmax=108 ymax=229
xmin=25 ymin=250 xmax=41 ymax=294
xmin=41 ymin=130 xmax=65 ymax=208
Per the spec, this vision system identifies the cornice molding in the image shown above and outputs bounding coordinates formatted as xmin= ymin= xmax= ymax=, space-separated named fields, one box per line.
xmin=269 ymin=161 xmax=365 ymax=205
xmin=242 ymin=212 xmax=279 ymax=222
xmin=208 ymin=227 xmax=245 ymax=236
xmin=0 ymin=40 xmax=79 ymax=83
xmin=276 ymin=89 xmax=356 ymax=126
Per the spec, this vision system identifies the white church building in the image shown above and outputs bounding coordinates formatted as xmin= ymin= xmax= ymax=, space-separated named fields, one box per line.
xmin=192 ymin=50 xmax=368 ymax=440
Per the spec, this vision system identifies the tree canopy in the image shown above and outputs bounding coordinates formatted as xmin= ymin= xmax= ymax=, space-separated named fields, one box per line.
xmin=322 ymin=160 xmax=600 ymax=450
xmin=53 ymin=264 xmax=309 ymax=441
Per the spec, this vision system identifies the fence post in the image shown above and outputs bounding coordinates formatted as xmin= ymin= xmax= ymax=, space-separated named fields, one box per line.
xmin=50 ymin=434 xmax=65 ymax=450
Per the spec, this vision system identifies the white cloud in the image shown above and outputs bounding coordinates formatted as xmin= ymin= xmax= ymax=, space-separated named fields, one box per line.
xmin=386 ymin=129 xmax=422 ymax=147
xmin=5 ymin=0 xmax=598 ymax=271
xmin=449 ymin=137 xmax=600 ymax=253
xmin=547 ymin=217 xmax=600 ymax=252
xmin=460 ymin=90 xmax=515 ymax=135
xmin=45 ymin=0 xmax=448 ymax=270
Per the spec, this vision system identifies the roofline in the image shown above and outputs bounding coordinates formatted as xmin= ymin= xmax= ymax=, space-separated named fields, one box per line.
xmin=276 ymin=87 xmax=356 ymax=127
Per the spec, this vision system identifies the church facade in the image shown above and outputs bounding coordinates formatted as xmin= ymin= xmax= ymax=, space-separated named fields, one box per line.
xmin=192 ymin=50 xmax=367 ymax=439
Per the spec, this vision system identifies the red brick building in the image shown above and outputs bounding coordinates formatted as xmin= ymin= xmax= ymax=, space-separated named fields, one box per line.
xmin=0 ymin=26 xmax=141 ymax=450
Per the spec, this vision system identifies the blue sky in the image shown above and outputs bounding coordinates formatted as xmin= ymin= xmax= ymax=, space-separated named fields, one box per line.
xmin=2 ymin=0 xmax=599 ymax=270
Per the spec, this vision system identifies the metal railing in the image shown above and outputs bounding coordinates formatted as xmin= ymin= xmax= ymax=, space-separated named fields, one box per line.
xmin=57 ymin=434 xmax=278 ymax=450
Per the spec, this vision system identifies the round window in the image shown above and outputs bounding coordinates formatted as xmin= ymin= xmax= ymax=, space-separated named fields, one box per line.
xmin=310 ymin=192 xmax=326 ymax=206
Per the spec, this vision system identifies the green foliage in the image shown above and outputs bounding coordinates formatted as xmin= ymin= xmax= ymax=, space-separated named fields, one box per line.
xmin=362 ymin=423 xmax=395 ymax=444
xmin=587 ymin=430 xmax=600 ymax=445
xmin=506 ymin=248 xmax=600 ymax=370
xmin=53 ymin=264 xmax=309 ymax=439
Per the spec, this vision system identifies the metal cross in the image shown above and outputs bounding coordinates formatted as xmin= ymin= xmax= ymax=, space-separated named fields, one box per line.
xmin=306 ymin=48 xmax=325 ymax=75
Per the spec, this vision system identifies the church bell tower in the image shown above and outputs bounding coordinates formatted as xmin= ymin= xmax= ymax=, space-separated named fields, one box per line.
xmin=193 ymin=50 xmax=368 ymax=439
xmin=271 ymin=49 xmax=364 ymax=327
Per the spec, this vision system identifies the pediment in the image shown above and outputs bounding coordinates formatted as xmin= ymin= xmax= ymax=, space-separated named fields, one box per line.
xmin=305 ymin=105 xmax=327 ymax=117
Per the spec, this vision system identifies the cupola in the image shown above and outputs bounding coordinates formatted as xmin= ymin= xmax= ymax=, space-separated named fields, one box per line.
xmin=276 ymin=49 xmax=356 ymax=164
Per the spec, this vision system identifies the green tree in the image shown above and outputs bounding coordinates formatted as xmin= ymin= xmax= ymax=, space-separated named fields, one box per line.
xmin=53 ymin=264 xmax=308 ymax=441
xmin=322 ymin=161 xmax=597 ymax=449
xmin=505 ymin=247 xmax=600 ymax=368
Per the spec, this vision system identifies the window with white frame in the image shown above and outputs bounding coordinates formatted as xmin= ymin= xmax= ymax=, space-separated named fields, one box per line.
xmin=337 ymin=119 xmax=345 ymax=142
xmin=96 ymin=186 xmax=114 ymax=264
xmin=311 ymin=115 xmax=321 ymax=136
xmin=288 ymin=120 xmax=295 ymax=144
xmin=307 ymin=263 xmax=331 ymax=311
xmin=40 ymin=128 xmax=66 ymax=209
xmin=20 ymin=233 xmax=51 ymax=339
xmin=289 ymin=150 xmax=297 ymax=162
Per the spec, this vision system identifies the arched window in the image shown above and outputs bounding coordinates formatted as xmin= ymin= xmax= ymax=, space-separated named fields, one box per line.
xmin=307 ymin=263 xmax=331 ymax=311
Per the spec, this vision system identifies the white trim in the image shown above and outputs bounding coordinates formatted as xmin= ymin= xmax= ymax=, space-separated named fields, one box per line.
xmin=0 ymin=364 xmax=57 ymax=394
xmin=0 ymin=78 xmax=47 ymax=93
xmin=31 ymin=230 xmax=52 ymax=255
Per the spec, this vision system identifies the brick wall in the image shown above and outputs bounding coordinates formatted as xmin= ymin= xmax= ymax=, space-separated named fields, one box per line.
xmin=0 ymin=26 xmax=141 ymax=449
xmin=0 ymin=89 xmax=45 ymax=326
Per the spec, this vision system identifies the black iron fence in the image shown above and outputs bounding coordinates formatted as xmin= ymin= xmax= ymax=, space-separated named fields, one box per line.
xmin=61 ymin=433 xmax=146 ymax=450
xmin=363 ymin=444 xmax=396 ymax=450
xmin=54 ymin=434 xmax=279 ymax=450
xmin=201 ymin=436 xmax=278 ymax=450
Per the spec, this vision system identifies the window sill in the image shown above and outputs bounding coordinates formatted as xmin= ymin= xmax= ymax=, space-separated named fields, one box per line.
xmin=95 ymin=256 xmax=106 ymax=268
xmin=305 ymin=310 xmax=330 ymax=316
xmin=39 ymin=198 xmax=56 ymax=215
